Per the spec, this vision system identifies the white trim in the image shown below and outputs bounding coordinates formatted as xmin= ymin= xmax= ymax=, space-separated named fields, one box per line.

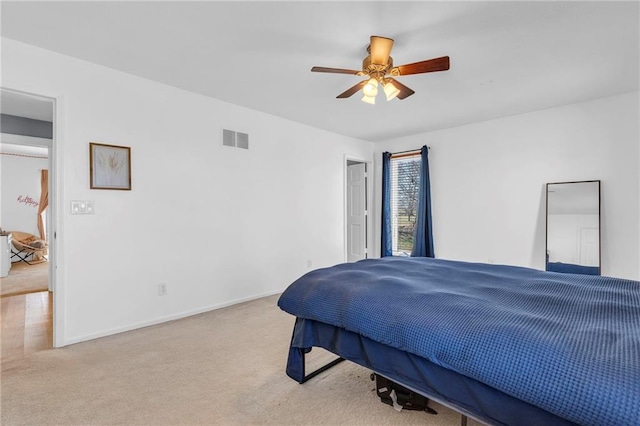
xmin=51 ymin=94 xmax=65 ymax=348
xmin=63 ymin=289 xmax=282 ymax=346
xmin=0 ymin=133 xmax=52 ymax=147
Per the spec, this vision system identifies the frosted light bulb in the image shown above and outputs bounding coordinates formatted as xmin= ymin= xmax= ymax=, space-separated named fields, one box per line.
xmin=362 ymin=78 xmax=379 ymax=97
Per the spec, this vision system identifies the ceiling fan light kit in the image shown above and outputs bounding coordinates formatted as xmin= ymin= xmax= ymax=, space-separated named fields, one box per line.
xmin=362 ymin=78 xmax=379 ymax=97
xmin=311 ymin=35 xmax=450 ymax=104
xmin=361 ymin=94 xmax=376 ymax=105
xmin=383 ymin=79 xmax=400 ymax=101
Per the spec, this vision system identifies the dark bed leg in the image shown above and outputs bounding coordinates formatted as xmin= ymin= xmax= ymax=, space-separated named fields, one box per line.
xmin=285 ymin=320 xmax=345 ymax=384
xmin=300 ymin=355 xmax=345 ymax=384
xmin=461 ymin=414 xmax=468 ymax=426
xmin=286 ymin=345 xmax=345 ymax=384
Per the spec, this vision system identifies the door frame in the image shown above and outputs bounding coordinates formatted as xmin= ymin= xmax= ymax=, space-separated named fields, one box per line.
xmin=343 ymin=155 xmax=372 ymax=263
xmin=52 ymin=92 xmax=66 ymax=347
xmin=1 ymin=87 xmax=66 ymax=347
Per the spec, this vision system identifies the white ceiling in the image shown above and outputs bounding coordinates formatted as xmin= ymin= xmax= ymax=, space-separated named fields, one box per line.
xmin=1 ymin=1 xmax=638 ymax=142
xmin=0 ymin=89 xmax=54 ymax=121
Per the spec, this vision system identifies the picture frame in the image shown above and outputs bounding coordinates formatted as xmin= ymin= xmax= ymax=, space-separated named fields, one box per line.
xmin=89 ymin=142 xmax=131 ymax=190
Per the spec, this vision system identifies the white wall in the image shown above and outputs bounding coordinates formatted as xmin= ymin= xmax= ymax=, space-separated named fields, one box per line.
xmin=374 ymin=92 xmax=639 ymax=280
xmin=0 ymin=143 xmax=48 ymax=239
xmin=547 ymin=214 xmax=599 ymax=265
xmin=1 ymin=38 xmax=374 ymax=344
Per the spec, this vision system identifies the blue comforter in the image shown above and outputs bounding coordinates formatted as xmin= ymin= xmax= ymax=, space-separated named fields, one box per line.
xmin=278 ymin=257 xmax=640 ymax=426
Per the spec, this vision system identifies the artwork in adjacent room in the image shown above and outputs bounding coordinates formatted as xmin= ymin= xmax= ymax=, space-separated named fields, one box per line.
xmin=89 ymin=142 xmax=131 ymax=190
xmin=16 ymin=195 xmax=39 ymax=208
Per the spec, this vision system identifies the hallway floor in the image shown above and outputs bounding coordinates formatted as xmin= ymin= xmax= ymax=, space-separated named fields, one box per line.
xmin=1 ymin=290 xmax=52 ymax=371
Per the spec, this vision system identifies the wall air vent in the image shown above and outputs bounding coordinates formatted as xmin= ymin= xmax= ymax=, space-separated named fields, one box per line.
xmin=236 ymin=132 xmax=249 ymax=150
xmin=222 ymin=129 xmax=236 ymax=147
xmin=222 ymin=129 xmax=249 ymax=150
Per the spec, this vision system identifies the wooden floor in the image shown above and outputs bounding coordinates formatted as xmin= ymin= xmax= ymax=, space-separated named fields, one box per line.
xmin=1 ymin=261 xmax=49 ymax=297
xmin=1 ymin=291 xmax=53 ymax=370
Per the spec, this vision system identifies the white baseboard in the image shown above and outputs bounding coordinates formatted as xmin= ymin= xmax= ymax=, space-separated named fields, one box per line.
xmin=63 ymin=289 xmax=282 ymax=346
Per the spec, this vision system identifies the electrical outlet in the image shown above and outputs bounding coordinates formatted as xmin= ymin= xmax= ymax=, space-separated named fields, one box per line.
xmin=158 ymin=283 xmax=168 ymax=296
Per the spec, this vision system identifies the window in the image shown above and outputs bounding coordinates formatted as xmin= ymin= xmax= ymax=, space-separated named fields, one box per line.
xmin=390 ymin=153 xmax=421 ymax=256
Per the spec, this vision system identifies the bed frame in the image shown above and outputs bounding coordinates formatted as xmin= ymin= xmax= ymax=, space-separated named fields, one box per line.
xmin=285 ymin=317 xmax=575 ymax=426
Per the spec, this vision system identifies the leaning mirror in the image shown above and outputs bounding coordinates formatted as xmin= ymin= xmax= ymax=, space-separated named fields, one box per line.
xmin=546 ymin=180 xmax=601 ymax=275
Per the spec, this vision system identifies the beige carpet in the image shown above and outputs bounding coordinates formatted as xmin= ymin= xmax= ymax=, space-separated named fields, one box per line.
xmin=0 ymin=294 xmax=481 ymax=426
xmin=0 ymin=261 xmax=49 ymax=297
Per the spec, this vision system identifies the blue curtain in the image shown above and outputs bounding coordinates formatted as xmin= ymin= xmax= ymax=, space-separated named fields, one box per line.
xmin=381 ymin=152 xmax=392 ymax=257
xmin=411 ymin=146 xmax=435 ymax=257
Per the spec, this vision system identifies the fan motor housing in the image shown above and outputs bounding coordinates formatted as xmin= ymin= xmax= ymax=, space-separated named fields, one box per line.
xmin=362 ymin=55 xmax=393 ymax=77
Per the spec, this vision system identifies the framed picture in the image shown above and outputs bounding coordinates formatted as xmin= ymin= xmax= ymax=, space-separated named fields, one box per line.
xmin=89 ymin=142 xmax=131 ymax=190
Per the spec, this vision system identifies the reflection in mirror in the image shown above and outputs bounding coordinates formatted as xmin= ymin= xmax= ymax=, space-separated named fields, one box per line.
xmin=546 ymin=181 xmax=601 ymax=275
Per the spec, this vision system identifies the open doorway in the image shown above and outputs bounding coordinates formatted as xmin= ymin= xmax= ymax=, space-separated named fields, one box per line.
xmin=1 ymin=89 xmax=55 ymax=367
xmin=345 ymin=157 xmax=370 ymax=263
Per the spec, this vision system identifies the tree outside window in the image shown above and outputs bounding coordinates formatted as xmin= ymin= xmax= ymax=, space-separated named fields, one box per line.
xmin=391 ymin=156 xmax=421 ymax=255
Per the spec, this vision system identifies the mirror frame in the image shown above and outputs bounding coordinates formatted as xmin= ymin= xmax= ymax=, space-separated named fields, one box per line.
xmin=545 ymin=180 xmax=601 ymax=275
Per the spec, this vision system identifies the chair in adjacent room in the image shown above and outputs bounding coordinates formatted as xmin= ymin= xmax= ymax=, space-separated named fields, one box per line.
xmin=10 ymin=231 xmax=48 ymax=265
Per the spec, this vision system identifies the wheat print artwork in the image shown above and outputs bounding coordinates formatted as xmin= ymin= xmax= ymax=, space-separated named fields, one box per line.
xmin=90 ymin=143 xmax=131 ymax=190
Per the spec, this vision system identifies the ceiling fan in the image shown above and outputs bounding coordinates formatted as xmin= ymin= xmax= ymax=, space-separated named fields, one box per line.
xmin=311 ymin=35 xmax=450 ymax=104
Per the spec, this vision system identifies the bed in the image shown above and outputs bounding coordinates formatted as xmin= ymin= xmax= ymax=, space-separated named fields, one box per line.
xmin=277 ymin=257 xmax=640 ymax=426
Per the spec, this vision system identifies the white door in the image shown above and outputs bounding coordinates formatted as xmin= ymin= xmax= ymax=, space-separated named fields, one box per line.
xmin=579 ymin=228 xmax=599 ymax=266
xmin=347 ymin=162 xmax=367 ymax=262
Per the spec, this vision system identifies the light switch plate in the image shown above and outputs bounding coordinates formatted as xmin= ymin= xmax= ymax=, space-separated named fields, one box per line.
xmin=71 ymin=200 xmax=95 ymax=215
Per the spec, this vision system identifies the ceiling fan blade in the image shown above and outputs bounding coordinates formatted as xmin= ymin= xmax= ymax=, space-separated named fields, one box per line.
xmin=395 ymin=56 xmax=450 ymax=76
xmin=311 ymin=66 xmax=361 ymax=75
xmin=387 ymin=78 xmax=415 ymax=100
xmin=369 ymin=36 xmax=394 ymax=65
xmin=337 ymin=80 xmax=368 ymax=99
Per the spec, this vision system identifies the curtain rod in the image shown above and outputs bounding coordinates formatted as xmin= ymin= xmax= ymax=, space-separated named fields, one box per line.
xmin=390 ymin=146 xmax=430 ymax=159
